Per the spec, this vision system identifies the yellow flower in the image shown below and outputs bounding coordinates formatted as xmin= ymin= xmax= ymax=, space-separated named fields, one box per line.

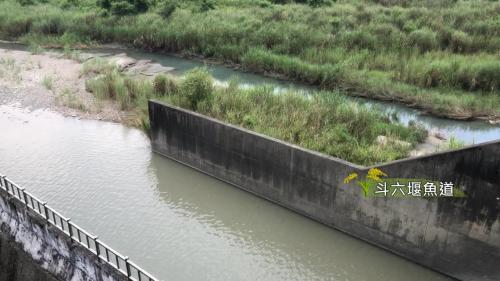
xmin=343 ymin=172 xmax=358 ymax=184
xmin=366 ymin=168 xmax=388 ymax=181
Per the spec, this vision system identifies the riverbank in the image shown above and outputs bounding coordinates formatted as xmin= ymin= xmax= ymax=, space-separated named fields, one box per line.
xmin=0 ymin=44 xmax=436 ymax=165
xmin=84 ymin=56 xmax=435 ymax=165
xmin=1 ymin=0 xmax=499 ymax=123
xmin=0 ymin=46 xmax=176 ymax=124
xmin=0 ymin=47 xmax=124 ymax=122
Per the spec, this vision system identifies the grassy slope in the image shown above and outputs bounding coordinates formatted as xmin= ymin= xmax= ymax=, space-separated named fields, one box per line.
xmin=0 ymin=0 xmax=499 ymax=121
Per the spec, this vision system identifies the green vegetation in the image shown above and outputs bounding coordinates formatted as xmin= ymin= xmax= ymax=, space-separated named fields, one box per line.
xmin=56 ymin=87 xmax=87 ymax=111
xmin=0 ymin=58 xmax=21 ymax=81
xmin=83 ymin=61 xmax=426 ymax=165
xmin=42 ymin=75 xmax=54 ymax=90
xmin=0 ymin=0 xmax=499 ymax=120
xmin=444 ymin=136 xmax=466 ymax=150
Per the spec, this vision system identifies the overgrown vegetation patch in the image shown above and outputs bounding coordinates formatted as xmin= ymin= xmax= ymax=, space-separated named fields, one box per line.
xmin=83 ymin=59 xmax=427 ymax=165
xmin=0 ymin=0 xmax=499 ymax=121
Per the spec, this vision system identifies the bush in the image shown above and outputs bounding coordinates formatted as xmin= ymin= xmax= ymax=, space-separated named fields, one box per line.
xmin=157 ymin=1 xmax=177 ymax=19
xmin=342 ymin=30 xmax=377 ymax=50
xmin=449 ymin=31 xmax=473 ymax=53
xmin=467 ymin=62 xmax=500 ymax=91
xmin=17 ymin=0 xmax=35 ymax=5
xmin=111 ymin=1 xmax=138 ymax=15
xmin=101 ymin=0 xmax=149 ymax=16
xmin=179 ymin=68 xmax=213 ymax=110
xmin=256 ymin=0 xmax=272 ymax=7
xmin=153 ymin=75 xmax=167 ymax=96
xmin=242 ymin=114 xmax=257 ymax=128
xmin=308 ymin=0 xmax=332 ymax=8
xmin=200 ymin=0 xmax=215 ymax=12
xmin=407 ymin=28 xmax=438 ymax=52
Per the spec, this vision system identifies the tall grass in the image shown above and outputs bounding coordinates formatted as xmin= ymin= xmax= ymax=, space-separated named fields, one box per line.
xmin=84 ymin=63 xmax=427 ymax=165
xmin=0 ymin=0 xmax=499 ymax=119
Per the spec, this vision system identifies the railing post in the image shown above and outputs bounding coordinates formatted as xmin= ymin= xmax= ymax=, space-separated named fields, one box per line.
xmin=42 ymin=202 xmax=49 ymax=220
xmin=22 ymin=189 xmax=28 ymax=205
xmin=124 ymin=256 xmax=131 ymax=279
xmin=94 ymin=237 xmax=100 ymax=256
xmin=67 ymin=218 xmax=73 ymax=237
xmin=0 ymin=175 xmax=5 ymax=189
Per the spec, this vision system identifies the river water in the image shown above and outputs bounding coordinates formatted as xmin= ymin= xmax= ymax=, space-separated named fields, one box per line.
xmin=121 ymin=49 xmax=500 ymax=145
xmin=0 ymin=43 xmax=496 ymax=280
xmin=0 ymin=105 xmax=451 ymax=281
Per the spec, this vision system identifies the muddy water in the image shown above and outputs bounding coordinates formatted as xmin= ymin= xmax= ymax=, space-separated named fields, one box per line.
xmin=0 ymin=105 xmax=451 ymax=281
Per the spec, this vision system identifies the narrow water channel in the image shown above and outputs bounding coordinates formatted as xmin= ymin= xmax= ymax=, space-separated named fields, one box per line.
xmin=0 ymin=105 xmax=451 ymax=281
xmin=120 ymin=49 xmax=500 ymax=145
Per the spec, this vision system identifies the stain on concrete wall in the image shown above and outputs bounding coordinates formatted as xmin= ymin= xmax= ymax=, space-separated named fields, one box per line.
xmin=0 ymin=193 xmax=127 ymax=281
xmin=149 ymin=100 xmax=500 ymax=281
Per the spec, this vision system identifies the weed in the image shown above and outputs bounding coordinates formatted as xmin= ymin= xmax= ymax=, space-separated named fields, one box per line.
xmin=42 ymin=75 xmax=53 ymax=90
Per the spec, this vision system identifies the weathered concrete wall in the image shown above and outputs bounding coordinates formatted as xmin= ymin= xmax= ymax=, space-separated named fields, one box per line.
xmin=149 ymin=100 xmax=500 ymax=281
xmin=0 ymin=191 xmax=128 ymax=281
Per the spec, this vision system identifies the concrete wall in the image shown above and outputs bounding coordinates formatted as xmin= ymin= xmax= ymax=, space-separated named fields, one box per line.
xmin=0 ymin=191 xmax=128 ymax=281
xmin=149 ymin=100 xmax=500 ymax=281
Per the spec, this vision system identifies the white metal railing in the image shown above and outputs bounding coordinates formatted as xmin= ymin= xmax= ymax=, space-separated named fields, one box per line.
xmin=0 ymin=174 xmax=161 ymax=281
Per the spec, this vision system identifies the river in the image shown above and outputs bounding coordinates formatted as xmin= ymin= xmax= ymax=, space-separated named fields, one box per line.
xmin=1 ymin=43 xmax=497 ymax=281
xmin=0 ymin=105 xmax=452 ymax=281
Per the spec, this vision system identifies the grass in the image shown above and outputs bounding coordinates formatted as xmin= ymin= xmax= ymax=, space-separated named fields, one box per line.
xmin=0 ymin=0 xmax=495 ymax=163
xmin=443 ymin=136 xmax=466 ymax=150
xmin=0 ymin=58 xmax=21 ymax=81
xmin=0 ymin=0 xmax=499 ymax=120
xmin=42 ymin=75 xmax=53 ymax=90
xmin=83 ymin=60 xmax=427 ymax=165
xmin=56 ymin=88 xmax=87 ymax=111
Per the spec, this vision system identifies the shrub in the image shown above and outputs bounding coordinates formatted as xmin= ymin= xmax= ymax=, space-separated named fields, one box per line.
xmin=469 ymin=62 xmax=500 ymax=91
xmin=449 ymin=31 xmax=473 ymax=53
xmin=17 ymin=0 xmax=35 ymax=5
xmin=157 ymin=1 xmax=177 ymax=19
xmin=255 ymin=0 xmax=272 ymax=8
xmin=153 ymin=74 xmax=167 ymax=96
xmin=32 ymin=16 xmax=64 ymax=35
xmin=200 ymin=0 xmax=215 ymax=12
xmin=308 ymin=0 xmax=331 ymax=8
xmin=179 ymin=68 xmax=213 ymax=110
xmin=101 ymin=0 xmax=149 ymax=16
xmin=342 ymin=30 xmax=377 ymax=50
xmin=242 ymin=114 xmax=257 ymax=128
xmin=111 ymin=1 xmax=137 ymax=16
xmin=407 ymin=28 xmax=438 ymax=52
xmin=98 ymin=0 xmax=112 ymax=11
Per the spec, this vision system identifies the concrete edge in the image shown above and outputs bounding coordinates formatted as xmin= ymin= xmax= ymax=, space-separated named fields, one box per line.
xmin=149 ymin=100 xmax=500 ymax=171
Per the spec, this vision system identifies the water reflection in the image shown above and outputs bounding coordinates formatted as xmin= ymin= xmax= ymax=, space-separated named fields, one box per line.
xmin=0 ymin=105 xmax=451 ymax=281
